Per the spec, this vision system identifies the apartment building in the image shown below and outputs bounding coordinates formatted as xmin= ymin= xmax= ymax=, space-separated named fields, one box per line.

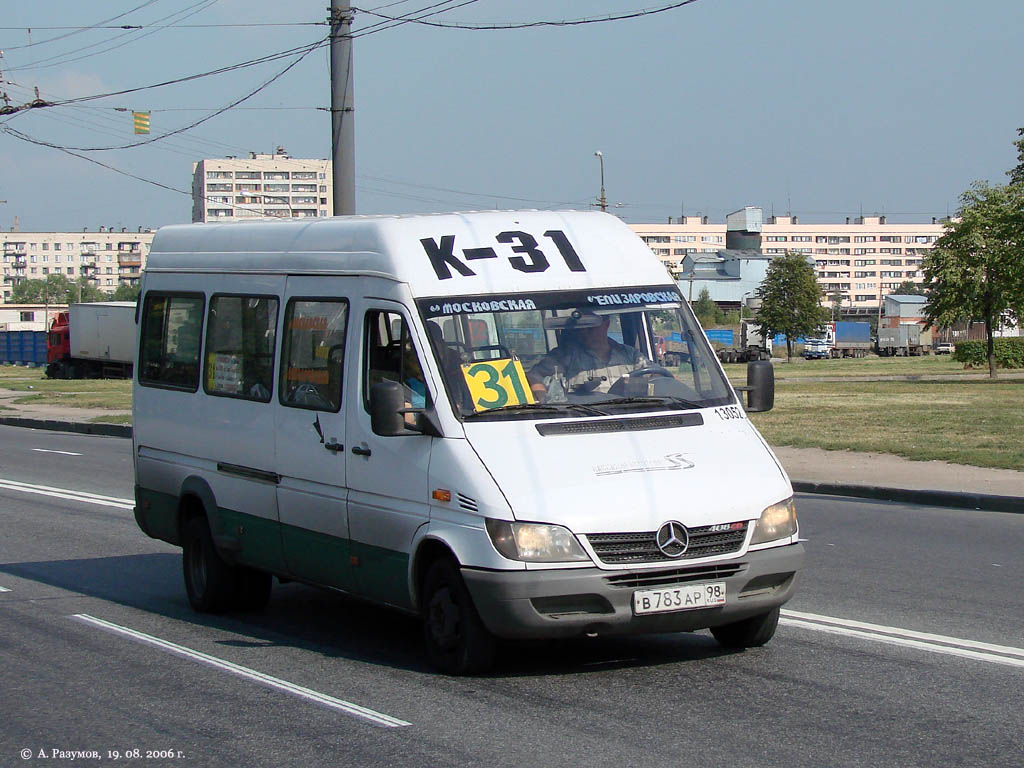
xmin=630 ymin=212 xmax=945 ymax=312
xmin=192 ymin=150 xmax=332 ymax=223
xmin=0 ymin=226 xmax=153 ymax=303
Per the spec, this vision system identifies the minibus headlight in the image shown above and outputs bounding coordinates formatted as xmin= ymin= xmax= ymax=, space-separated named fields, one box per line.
xmin=750 ymin=497 xmax=798 ymax=545
xmin=485 ymin=519 xmax=590 ymax=563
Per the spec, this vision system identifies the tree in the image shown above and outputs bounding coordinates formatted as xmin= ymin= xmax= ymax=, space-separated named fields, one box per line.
xmin=756 ymin=251 xmax=830 ymax=361
xmin=923 ymin=181 xmax=1024 ymax=378
xmin=111 ymin=283 xmax=140 ymax=302
xmin=9 ymin=274 xmax=110 ymax=304
xmin=693 ymin=287 xmax=718 ymax=326
xmin=894 ymin=280 xmax=927 ymax=296
xmin=1008 ymin=126 xmax=1024 ymax=186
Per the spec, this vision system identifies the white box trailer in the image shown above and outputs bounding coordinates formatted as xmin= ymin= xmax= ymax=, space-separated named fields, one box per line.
xmin=70 ymin=302 xmax=136 ymax=364
xmin=47 ymin=302 xmax=136 ymax=378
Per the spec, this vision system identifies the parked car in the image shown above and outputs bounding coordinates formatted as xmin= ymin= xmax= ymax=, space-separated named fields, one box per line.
xmin=935 ymin=342 xmax=955 ymax=355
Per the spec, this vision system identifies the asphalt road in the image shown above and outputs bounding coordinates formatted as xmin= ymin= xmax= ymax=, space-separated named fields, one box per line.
xmin=0 ymin=426 xmax=1020 ymax=768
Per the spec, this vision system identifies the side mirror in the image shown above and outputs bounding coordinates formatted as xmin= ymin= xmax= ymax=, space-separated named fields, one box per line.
xmin=744 ymin=360 xmax=775 ymax=412
xmin=370 ymin=380 xmax=406 ymax=436
xmin=370 ymin=380 xmax=444 ymax=437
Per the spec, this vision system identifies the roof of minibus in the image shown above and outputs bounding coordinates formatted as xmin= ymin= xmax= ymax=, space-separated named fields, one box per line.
xmin=147 ymin=210 xmax=676 ymax=298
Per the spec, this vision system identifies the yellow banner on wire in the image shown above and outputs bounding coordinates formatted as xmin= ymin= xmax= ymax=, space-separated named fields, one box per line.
xmin=133 ymin=111 xmax=150 ymax=134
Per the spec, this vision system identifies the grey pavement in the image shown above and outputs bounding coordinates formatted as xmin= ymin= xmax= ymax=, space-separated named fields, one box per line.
xmin=0 ymin=398 xmax=1021 ymax=513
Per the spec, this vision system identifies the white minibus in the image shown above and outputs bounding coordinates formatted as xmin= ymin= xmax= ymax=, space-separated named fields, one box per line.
xmin=133 ymin=211 xmax=803 ymax=673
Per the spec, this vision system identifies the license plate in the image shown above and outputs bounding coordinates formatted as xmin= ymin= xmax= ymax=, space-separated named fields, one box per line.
xmin=633 ymin=582 xmax=726 ymax=615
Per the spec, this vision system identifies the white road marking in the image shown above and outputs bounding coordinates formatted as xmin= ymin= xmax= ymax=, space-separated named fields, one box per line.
xmin=0 ymin=478 xmax=133 ymax=510
xmin=31 ymin=448 xmax=83 ymax=456
xmin=72 ymin=614 xmax=411 ymax=727
xmin=781 ymin=609 xmax=1024 ymax=668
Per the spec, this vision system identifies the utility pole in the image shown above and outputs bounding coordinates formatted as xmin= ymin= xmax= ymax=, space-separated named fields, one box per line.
xmin=594 ymin=151 xmax=607 ymax=213
xmin=330 ymin=0 xmax=356 ymax=215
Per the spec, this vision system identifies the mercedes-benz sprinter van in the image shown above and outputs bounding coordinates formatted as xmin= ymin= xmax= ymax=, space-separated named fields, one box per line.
xmin=132 ymin=211 xmax=803 ymax=673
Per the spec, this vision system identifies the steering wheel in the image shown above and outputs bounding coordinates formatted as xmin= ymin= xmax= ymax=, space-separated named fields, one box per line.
xmin=629 ymin=365 xmax=674 ymax=378
xmin=607 ymin=365 xmax=675 ymax=396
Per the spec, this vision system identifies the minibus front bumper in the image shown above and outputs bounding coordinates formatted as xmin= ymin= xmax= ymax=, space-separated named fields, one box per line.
xmin=461 ymin=543 xmax=804 ymax=639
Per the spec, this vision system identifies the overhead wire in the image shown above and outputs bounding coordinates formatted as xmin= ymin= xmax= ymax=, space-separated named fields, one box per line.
xmin=2 ymin=37 xmax=328 ymax=152
xmin=5 ymin=0 xmax=221 ymax=72
xmin=352 ymin=0 xmax=705 ymax=31
xmin=0 ymin=0 xmax=163 ymax=52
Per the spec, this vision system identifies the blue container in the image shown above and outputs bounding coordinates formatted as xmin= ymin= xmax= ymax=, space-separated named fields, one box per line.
xmin=0 ymin=330 xmax=48 ymax=365
xmin=704 ymin=329 xmax=734 ymax=346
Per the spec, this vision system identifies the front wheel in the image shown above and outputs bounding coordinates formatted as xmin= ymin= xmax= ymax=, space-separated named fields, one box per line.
xmin=422 ymin=558 xmax=496 ymax=675
xmin=710 ymin=607 xmax=780 ymax=648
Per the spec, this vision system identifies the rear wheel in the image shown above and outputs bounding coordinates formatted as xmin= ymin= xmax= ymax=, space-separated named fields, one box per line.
xmin=182 ymin=517 xmax=238 ymax=613
xmin=710 ymin=607 xmax=780 ymax=648
xmin=422 ymin=558 xmax=496 ymax=674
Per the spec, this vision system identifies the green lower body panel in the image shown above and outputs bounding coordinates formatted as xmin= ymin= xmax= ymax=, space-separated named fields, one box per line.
xmin=281 ymin=524 xmax=352 ymax=592
xmin=134 ymin=485 xmax=410 ymax=607
xmin=135 ymin=486 xmax=180 ymax=545
xmin=351 ymin=541 xmax=412 ymax=610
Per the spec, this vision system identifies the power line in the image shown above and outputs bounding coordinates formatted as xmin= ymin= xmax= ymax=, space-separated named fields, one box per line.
xmin=4 ymin=0 xmax=221 ymax=72
xmin=0 ymin=22 xmax=324 ymax=31
xmin=352 ymin=0 xmax=705 ymax=31
xmin=0 ymin=0 xmax=162 ymax=52
xmin=352 ymin=0 xmax=483 ymax=39
xmin=1 ymin=39 xmax=326 ymax=152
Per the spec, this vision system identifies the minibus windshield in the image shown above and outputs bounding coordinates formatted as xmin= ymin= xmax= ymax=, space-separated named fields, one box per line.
xmin=416 ymin=286 xmax=735 ymax=420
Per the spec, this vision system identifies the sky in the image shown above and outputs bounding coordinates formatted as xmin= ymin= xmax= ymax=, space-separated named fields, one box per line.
xmin=1 ymin=0 xmax=1023 ymax=232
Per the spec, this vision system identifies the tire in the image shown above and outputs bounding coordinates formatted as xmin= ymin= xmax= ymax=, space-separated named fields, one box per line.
xmin=421 ymin=558 xmax=496 ymax=675
xmin=710 ymin=607 xmax=780 ymax=649
xmin=182 ymin=517 xmax=238 ymax=613
xmin=235 ymin=566 xmax=272 ymax=612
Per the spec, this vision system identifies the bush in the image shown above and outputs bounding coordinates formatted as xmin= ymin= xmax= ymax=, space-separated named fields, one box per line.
xmin=953 ymin=338 xmax=1024 ymax=369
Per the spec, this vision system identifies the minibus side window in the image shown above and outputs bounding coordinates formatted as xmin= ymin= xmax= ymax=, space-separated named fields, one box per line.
xmin=279 ymin=299 xmax=348 ymax=412
xmin=139 ymin=293 xmax=205 ymax=391
xmin=203 ymin=295 xmax=278 ymax=402
xmin=363 ymin=310 xmax=432 ymax=415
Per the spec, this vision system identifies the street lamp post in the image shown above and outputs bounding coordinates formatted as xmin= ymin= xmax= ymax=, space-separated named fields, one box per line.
xmin=594 ymin=151 xmax=607 ymax=213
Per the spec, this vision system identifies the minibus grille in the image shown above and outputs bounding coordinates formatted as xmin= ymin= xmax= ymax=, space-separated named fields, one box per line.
xmin=603 ymin=563 xmax=745 ymax=589
xmin=586 ymin=523 xmax=748 ymax=565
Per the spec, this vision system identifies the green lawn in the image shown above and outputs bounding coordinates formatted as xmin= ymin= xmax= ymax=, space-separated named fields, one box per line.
xmin=723 ymin=353 xmax=976 ymax=380
xmin=748 ymin=377 xmax=1024 ymax=470
xmin=0 ymin=365 xmax=131 ymax=411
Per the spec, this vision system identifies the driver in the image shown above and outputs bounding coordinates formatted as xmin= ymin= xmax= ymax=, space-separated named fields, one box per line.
xmin=528 ymin=310 xmax=649 ymax=401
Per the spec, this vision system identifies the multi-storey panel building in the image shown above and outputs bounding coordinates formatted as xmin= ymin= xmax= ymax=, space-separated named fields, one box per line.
xmin=630 ymin=213 xmax=945 ymax=312
xmin=192 ymin=151 xmax=332 ymax=223
xmin=0 ymin=227 xmax=153 ymax=303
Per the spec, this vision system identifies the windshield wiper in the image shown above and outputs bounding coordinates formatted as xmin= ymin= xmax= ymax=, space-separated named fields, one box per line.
xmin=600 ymin=396 xmax=704 ymax=411
xmin=463 ymin=402 xmax=608 ymax=419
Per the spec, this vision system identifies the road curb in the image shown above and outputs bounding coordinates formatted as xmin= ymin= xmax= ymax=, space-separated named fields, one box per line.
xmin=0 ymin=417 xmax=132 ymax=439
xmin=792 ymin=480 xmax=1024 ymax=514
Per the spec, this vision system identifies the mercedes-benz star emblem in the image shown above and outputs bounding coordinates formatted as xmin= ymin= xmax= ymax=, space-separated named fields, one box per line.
xmin=656 ymin=521 xmax=689 ymax=558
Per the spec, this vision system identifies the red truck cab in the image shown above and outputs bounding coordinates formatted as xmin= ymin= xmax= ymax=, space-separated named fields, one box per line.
xmin=48 ymin=311 xmax=71 ymax=365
